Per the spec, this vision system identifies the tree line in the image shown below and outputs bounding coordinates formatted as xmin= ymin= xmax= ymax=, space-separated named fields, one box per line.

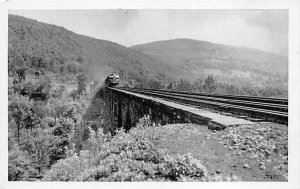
xmin=127 ymin=75 xmax=287 ymax=98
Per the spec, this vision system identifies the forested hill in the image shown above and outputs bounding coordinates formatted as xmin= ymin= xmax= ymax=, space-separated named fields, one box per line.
xmin=8 ymin=15 xmax=172 ymax=85
xmin=131 ymin=39 xmax=288 ymax=89
xmin=8 ymin=15 xmax=288 ymax=92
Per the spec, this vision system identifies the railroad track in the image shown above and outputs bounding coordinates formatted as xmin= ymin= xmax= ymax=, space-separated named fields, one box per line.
xmin=116 ymin=87 xmax=288 ymax=124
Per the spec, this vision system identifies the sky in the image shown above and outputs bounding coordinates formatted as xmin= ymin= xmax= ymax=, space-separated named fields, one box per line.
xmin=9 ymin=9 xmax=288 ymax=56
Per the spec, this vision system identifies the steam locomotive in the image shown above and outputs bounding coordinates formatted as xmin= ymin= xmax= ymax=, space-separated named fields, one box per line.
xmin=105 ymin=72 xmax=120 ymax=87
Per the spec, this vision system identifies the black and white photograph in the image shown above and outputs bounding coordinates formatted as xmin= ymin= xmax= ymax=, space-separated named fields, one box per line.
xmin=1 ymin=0 xmax=300 ymax=187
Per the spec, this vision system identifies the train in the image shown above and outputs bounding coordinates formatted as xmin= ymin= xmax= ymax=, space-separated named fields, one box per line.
xmin=105 ymin=72 xmax=120 ymax=87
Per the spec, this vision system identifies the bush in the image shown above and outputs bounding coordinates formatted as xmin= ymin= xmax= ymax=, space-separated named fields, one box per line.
xmin=8 ymin=144 xmax=33 ymax=181
xmin=43 ymin=150 xmax=92 ymax=181
xmin=69 ymin=89 xmax=78 ymax=100
xmin=77 ymin=73 xmax=87 ymax=95
xmin=43 ymin=116 xmax=208 ymax=181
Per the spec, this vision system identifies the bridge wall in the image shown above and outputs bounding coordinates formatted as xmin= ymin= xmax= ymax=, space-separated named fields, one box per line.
xmin=102 ymin=87 xmax=208 ymax=133
xmin=73 ymin=87 xmax=256 ymax=150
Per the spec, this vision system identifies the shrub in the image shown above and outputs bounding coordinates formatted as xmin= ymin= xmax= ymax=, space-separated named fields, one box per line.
xmin=77 ymin=73 xmax=87 ymax=95
xmin=43 ymin=116 xmax=208 ymax=181
xmin=70 ymin=89 xmax=78 ymax=100
xmin=43 ymin=150 xmax=92 ymax=181
xmin=8 ymin=145 xmax=34 ymax=181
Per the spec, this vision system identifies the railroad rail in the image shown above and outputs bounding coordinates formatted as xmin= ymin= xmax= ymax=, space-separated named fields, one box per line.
xmin=116 ymin=87 xmax=288 ymax=124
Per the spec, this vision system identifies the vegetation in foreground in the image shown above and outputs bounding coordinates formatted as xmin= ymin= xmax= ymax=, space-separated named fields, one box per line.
xmin=43 ymin=116 xmax=239 ymax=181
xmin=8 ymin=92 xmax=87 ymax=181
xmin=8 ymin=68 xmax=89 ymax=181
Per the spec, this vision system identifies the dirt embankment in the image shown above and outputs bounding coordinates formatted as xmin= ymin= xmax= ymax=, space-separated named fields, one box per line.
xmin=151 ymin=123 xmax=288 ymax=181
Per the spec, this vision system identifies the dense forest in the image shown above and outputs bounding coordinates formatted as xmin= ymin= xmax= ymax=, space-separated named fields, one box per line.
xmin=8 ymin=14 xmax=288 ymax=181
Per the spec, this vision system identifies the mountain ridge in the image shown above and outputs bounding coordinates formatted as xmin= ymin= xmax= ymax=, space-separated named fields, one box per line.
xmin=131 ymin=38 xmax=286 ymax=57
xmin=130 ymin=38 xmax=288 ymax=88
xmin=131 ymin=38 xmax=287 ymax=63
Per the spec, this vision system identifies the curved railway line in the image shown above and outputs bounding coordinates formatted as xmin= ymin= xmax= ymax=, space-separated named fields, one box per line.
xmin=115 ymin=87 xmax=288 ymax=124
